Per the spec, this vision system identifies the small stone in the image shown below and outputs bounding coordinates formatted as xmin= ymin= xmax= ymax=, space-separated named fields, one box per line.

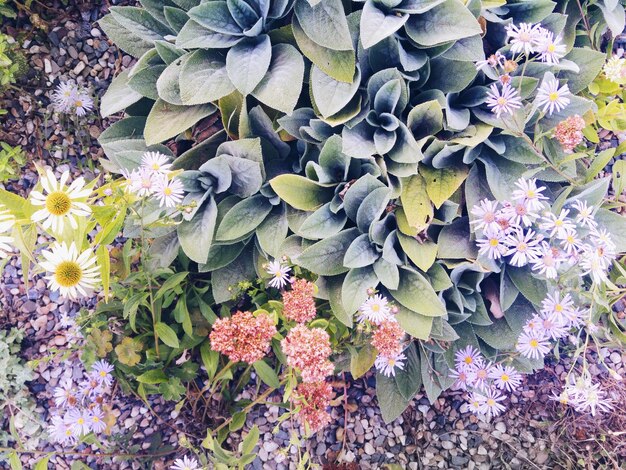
xmin=477 ymin=445 xmax=488 ymax=456
xmin=73 ymin=61 xmax=86 ymax=74
xmin=610 ymin=352 xmax=622 ymax=364
xmin=364 ymin=442 xmax=375 ymax=455
xmin=495 ymin=422 xmax=506 ymax=433
xmin=53 ymin=335 xmax=66 ymax=346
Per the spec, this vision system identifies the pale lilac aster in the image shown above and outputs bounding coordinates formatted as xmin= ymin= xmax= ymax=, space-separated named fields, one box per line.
xmin=127 ymin=167 xmax=157 ymax=197
xmin=449 ymin=367 xmax=472 ymax=391
xmin=479 ymin=388 xmax=507 ymax=418
xmin=489 ymin=365 xmax=522 ymax=392
xmin=539 ymin=315 xmax=568 ymax=340
xmin=512 ymin=178 xmax=548 ymax=212
xmin=590 ymin=227 xmax=616 ymax=252
xmin=536 ymin=30 xmax=566 ymax=64
xmin=558 ymin=228 xmax=582 ymax=255
xmin=563 ymin=307 xmax=586 ymax=329
xmin=91 ymin=360 xmax=114 ymax=388
xmin=48 ymin=414 xmax=76 ymax=445
xmin=571 ymin=200 xmax=597 ymax=229
xmin=470 ymin=198 xmax=502 ymax=233
xmin=53 ymin=382 xmax=77 ymax=408
xmin=153 ymin=175 xmax=185 ymax=208
xmin=579 ymin=246 xmax=611 ymax=284
xmin=89 ymin=406 xmax=107 ymax=433
xmin=170 ymin=456 xmax=200 ymax=470
xmin=485 ymin=83 xmax=522 ymax=118
xmin=540 ymin=292 xmax=575 ymax=323
xmin=467 ymin=362 xmax=491 ymax=391
xmin=503 ymin=229 xmax=542 ymax=267
xmin=475 ymin=51 xmax=505 ymax=71
xmin=73 ymin=91 xmax=94 ymax=117
xmin=501 ymin=200 xmax=538 ymax=227
xmin=516 ymin=331 xmax=551 ymax=359
xmin=477 ymin=229 xmax=507 ymax=260
xmin=358 ymin=294 xmax=392 ymax=325
xmin=539 ymin=209 xmax=575 ymax=238
xmin=467 ymin=392 xmax=486 ymax=415
xmin=455 ymin=345 xmax=484 ymax=370
xmin=523 ymin=315 xmax=544 ymax=335
xmin=78 ymin=377 xmax=105 ymax=400
xmin=566 ymin=378 xmax=613 ymax=416
xmin=51 ymin=81 xmax=78 ymax=112
xmin=375 ymin=352 xmax=406 ymax=377
xmin=141 ymin=151 xmax=173 ymax=174
xmin=266 ymin=259 xmax=291 ymax=289
xmin=531 ymin=241 xmax=561 ymax=279
xmin=65 ymin=408 xmax=91 ymax=437
xmin=506 ymin=22 xmax=543 ymax=54
xmin=536 ymin=76 xmax=570 ymax=115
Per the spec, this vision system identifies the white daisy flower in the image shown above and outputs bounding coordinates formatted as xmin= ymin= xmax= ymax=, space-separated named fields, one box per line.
xmin=153 ymin=175 xmax=185 ymax=208
xmin=358 ymin=294 xmax=392 ymax=324
xmin=477 ymin=229 xmax=508 ymax=260
xmin=485 ymin=83 xmax=523 ymax=118
xmin=467 ymin=362 xmax=491 ymax=391
xmin=516 ymin=331 xmax=550 ymax=359
xmin=589 ymin=227 xmax=616 ymax=252
xmin=39 ymin=242 xmax=100 ymax=300
xmin=171 ymin=456 xmax=200 ymax=470
xmin=523 ymin=315 xmax=544 ymax=334
xmin=571 ymin=200 xmax=597 ymax=229
xmin=536 ymin=30 xmax=566 ymax=64
xmin=501 ymin=200 xmax=539 ymax=227
xmin=539 ymin=209 xmax=576 ymax=238
xmin=467 ymin=392 xmax=486 ymax=415
xmin=511 ymin=178 xmax=548 ymax=212
xmin=531 ymin=241 xmax=561 ymax=279
xmin=603 ymin=56 xmax=626 ymax=84
xmin=479 ymin=388 xmax=507 ymax=418
xmin=374 ymin=352 xmax=406 ymax=377
xmin=89 ymin=407 xmax=107 ymax=434
xmin=30 ymin=169 xmax=91 ymax=233
xmin=558 ymin=228 xmax=582 ymax=255
xmin=73 ymin=91 xmax=94 ymax=117
xmin=65 ymin=408 xmax=92 ymax=437
xmin=536 ymin=75 xmax=570 ymax=115
xmin=540 ymin=291 xmax=574 ymax=322
xmin=489 ymin=365 xmax=522 ymax=392
xmin=127 ymin=167 xmax=158 ymax=197
xmin=266 ymin=259 xmax=291 ymax=289
xmin=503 ymin=229 xmax=542 ymax=267
xmin=449 ymin=367 xmax=472 ymax=391
xmin=475 ymin=51 xmax=505 ymax=71
xmin=141 ymin=151 xmax=173 ymax=174
xmin=506 ymin=22 xmax=543 ymax=55
xmin=48 ymin=415 xmax=76 ymax=445
xmin=539 ymin=315 xmax=568 ymax=340
xmin=51 ymin=81 xmax=78 ymax=113
xmin=470 ymin=199 xmax=502 ymax=233
xmin=53 ymin=382 xmax=77 ymax=408
xmin=454 ymin=345 xmax=484 ymax=370
xmin=579 ymin=246 xmax=611 ymax=284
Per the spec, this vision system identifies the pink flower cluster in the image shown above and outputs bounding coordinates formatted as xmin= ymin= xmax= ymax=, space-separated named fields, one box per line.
xmin=281 ymin=325 xmax=334 ymax=383
xmin=48 ymin=360 xmax=115 ymax=445
xmin=282 ymin=278 xmax=317 ymax=323
xmin=553 ymin=115 xmax=586 ymax=153
xmin=451 ymin=346 xmax=522 ymax=419
xmin=210 ymin=310 xmax=277 ymax=364
xmin=290 ymin=381 xmax=334 ymax=433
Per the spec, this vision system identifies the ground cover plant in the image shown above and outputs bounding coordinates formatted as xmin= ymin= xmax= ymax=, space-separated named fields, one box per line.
xmin=1 ymin=0 xmax=626 ymax=468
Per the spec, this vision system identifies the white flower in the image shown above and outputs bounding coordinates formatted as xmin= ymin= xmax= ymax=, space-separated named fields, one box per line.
xmin=489 ymin=365 xmax=522 ymax=392
xmin=485 ymin=83 xmax=522 ymax=118
xmin=51 ymin=81 xmax=78 ymax=113
xmin=171 ymin=456 xmax=200 ymax=470
xmin=523 ymin=315 xmax=544 ymax=334
xmin=506 ymin=22 xmax=543 ymax=55
xmin=153 ymin=175 xmax=185 ymax=208
xmin=53 ymin=382 xmax=77 ymax=408
xmin=501 ymin=200 xmax=539 ymax=227
xmin=91 ymin=360 xmax=114 ymax=388
xmin=449 ymin=367 xmax=472 ymax=391
xmin=65 ymin=408 xmax=92 ymax=437
xmin=30 ymin=169 xmax=92 ymax=233
xmin=579 ymin=245 xmax=611 ymax=284
xmin=603 ymin=56 xmax=626 ymax=84
xmin=470 ymin=199 xmax=502 ymax=233
xmin=503 ymin=229 xmax=542 ymax=267
xmin=0 ymin=207 xmax=14 ymax=258
xmin=590 ymin=227 xmax=616 ymax=253
xmin=511 ymin=178 xmax=548 ymax=212
xmin=127 ymin=167 xmax=158 ymax=197
xmin=475 ymin=52 xmax=505 ymax=71
xmin=539 ymin=209 xmax=575 ymax=239
xmin=39 ymin=242 xmax=100 ymax=300
xmin=571 ymin=200 xmax=597 ymax=229
xmin=358 ymin=294 xmax=392 ymax=324
xmin=540 ymin=291 xmax=574 ymax=323
xmin=516 ymin=331 xmax=550 ymax=359
xmin=266 ymin=259 xmax=291 ymax=289
xmin=374 ymin=352 xmax=406 ymax=377
xmin=89 ymin=407 xmax=107 ymax=434
xmin=531 ymin=242 xmax=561 ymax=279
xmin=477 ymin=229 xmax=507 ymax=260
xmin=558 ymin=228 xmax=582 ymax=255
xmin=565 ymin=377 xmax=613 ymax=416
xmin=536 ymin=30 xmax=566 ymax=64
xmin=479 ymin=388 xmax=507 ymax=418
xmin=467 ymin=362 xmax=491 ymax=391
xmin=467 ymin=392 xmax=486 ymax=415
xmin=454 ymin=345 xmax=484 ymax=370
xmin=141 ymin=151 xmax=173 ymax=174
xmin=73 ymin=91 xmax=94 ymax=117
xmin=48 ymin=415 xmax=76 ymax=445
xmin=536 ymin=75 xmax=570 ymax=115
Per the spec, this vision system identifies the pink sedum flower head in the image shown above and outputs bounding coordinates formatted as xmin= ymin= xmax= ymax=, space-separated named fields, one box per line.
xmin=554 ymin=115 xmax=586 ymax=153
xmin=153 ymin=174 xmax=185 ymax=208
xmin=516 ymin=331 xmax=551 ymax=359
xmin=170 ymin=456 xmax=200 ymax=470
xmin=489 ymin=365 xmax=522 ymax=392
xmin=291 ymin=381 xmax=333 ymax=433
xmin=282 ymin=278 xmax=317 ymax=323
xmin=536 ymin=75 xmax=570 ymax=115
xmin=485 ymin=83 xmax=522 ymax=118
xmin=210 ymin=310 xmax=277 ymax=364
xmin=374 ymin=352 xmax=406 ymax=377
xmin=281 ymin=325 xmax=334 ymax=383
xmin=358 ymin=294 xmax=392 ymax=325
xmin=266 ymin=259 xmax=291 ymax=289
xmin=371 ymin=318 xmax=404 ymax=357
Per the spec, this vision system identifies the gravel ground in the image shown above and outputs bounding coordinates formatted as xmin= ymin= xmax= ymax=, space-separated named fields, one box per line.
xmin=1 ymin=2 xmax=626 ymax=470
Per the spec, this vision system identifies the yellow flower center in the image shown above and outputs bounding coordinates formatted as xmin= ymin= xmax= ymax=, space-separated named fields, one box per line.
xmin=92 ymin=416 xmax=100 ymax=423
xmin=555 ymin=219 xmax=563 ymax=226
xmin=518 ymin=242 xmax=527 ymax=252
xmin=65 ymin=429 xmax=72 ymax=436
xmin=489 ymin=238 xmax=499 ymax=247
xmin=487 ymin=398 xmax=495 ymax=406
xmin=527 ymin=190 xmax=535 ymax=198
xmin=555 ymin=304 xmax=563 ymax=312
xmin=497 ymin=97 xmax=507 ymax=105
xmin=372 ymin=304 xmax=380 ymax=312
xmin=164 ymin=187 xmax=173 ymax=196
xmin=549 ymin=92 xmax=559 ymax=102
xmin=55 ymin=261 xmax=82 ymax=288
xmin=388 ymin=358 xmax=396 ymax=366
xmin=464 ymin=357 xmax=473 ymax=364
xmin=77 ymin=418 xmax=84 ymax=425
xmin=75 ymin=100 xmax=83 ymax=108
xmin=99 ymin=371 xmax=107 ymax=377
xmin=152 ymin=163 xmax=160 ymax=170
xmin=529 ymin=339 xmax=539 ymax=348
xmin=45 ymin=191 xmax=72 ymax=216
xmin=501 ymin=374 xmax=509 ymax=382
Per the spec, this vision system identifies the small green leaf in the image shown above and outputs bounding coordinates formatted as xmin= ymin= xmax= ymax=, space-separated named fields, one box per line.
xmin=136 ymin=369 xmax=168 ymax=384
xmin=155 ymin=322 xmax=180 ymax=348
xmin=350 ymin=343 xmax=377 ymax=378
xmin=253 ymin=360 xmax=280 ymax=389
xmin=390 ymin=268 xmax=446 ymax=317
xmin=155 ymin=272 xmax=188 ymax=300
xmin=420 ymin=164 xmax=469 ymax=209
xmin=270 ymin=174 xmax=334 ymax=211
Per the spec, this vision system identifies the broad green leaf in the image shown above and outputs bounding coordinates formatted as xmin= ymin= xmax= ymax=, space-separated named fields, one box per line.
xmin=420 ymin=164 xmax=469 ymax=209
xmin=178 ymin=199 xmax=218 ymax=263
xmin=145 ymin=99 xmax=216 ymax=145
xmin=34 ymin=457 xmax=50 ymax=470
xmin=298 ymin=203 xmax=347 ymax=240
xmin=595 ymin=208 xmax=626 ymax=253
xmin=357 ymin=186 xmax=391 ymax=232
xmin=227 ymin=35 xmax=272 ymax=95
xmin=407 ymin=100 xmax=443 ymax=139
xmin=155 ymin=271 xmax=188 ymax=300
xmin=394 ymin=342 xmax=422 ymax=400
xmin=437 ymin=217 xmax=477 ymax=259
xmin=327 ymin=274 xmax=353 ymax=327
xmin=212 ymin=245 xmax=256 ymax=303
xmin=397 ymin=232 xmax=437 ymax=271
xmin=404 ymin=0 xmax=481 ymax=46
xmin=360 ymin=1 xmax=408 ymax=49
xmin=110 ymin=6 xmax=173 ymax=42
xmin=376 ymin=372 xmax=411 ymax=423
xmin=136 ymin=369 xmax=169 ymax=384
xmin=400 ymin=174 xmax=432 ymax=232
xmin=294 ymin=228 xmax=360 ymax=276
xmin=507 ymin=266 xmax=547 ymax=307
xmin=311 ymin=65 xmax=361 ymax=118
xmin=256 ymin=205 xmax=289 ymax=258
xmin=341 ymin=266 xmax=378 ymax=314
xmin=395 ymin=304 xmax=433 ymax=340
xmin=99 ymin=14 xmax=155 ymax=57
xmin=242 ymin=426 xmax=260 ymax=455
xmin=96 ymin=245 xmax=111 ymax=302
xmin=180 ymin=49 xmax=235 ymax=105
xmin=390 ymin=268 xmax=446 ymax=317
xmin=101 ymin=70 xmax=143 ymax=117
xmin=215 ymin=195 xmax=273 ymax=241
xmin=251 ymin=44 xmax=305 ymax=114
xmin=294 ymin=0 xmax=353 ymax=51
xmin=350 ymin=343 xmax=377 ymax=378
xmin=253 ymin=360 xmax=280 ymax=388
xmin=343 ymin=233 xmax=379 ymax=268
xmin=270 ymin=174 xmax=334 ymax=211
xmin=559 ymin=47 xmax=605 ymax=94
xmin=155 ymin=322 xmax=180 ymax=348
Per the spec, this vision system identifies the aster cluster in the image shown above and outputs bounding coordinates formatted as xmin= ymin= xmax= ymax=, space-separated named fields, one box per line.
xmin=125 ymin=151 xmax=185 ymax=209
xmin=479 ymin=22 xmax=571 ymax=118
xmin=282 ymin=278 xmax=317 ymax=323
xmin=358 ymin=293 xmax=407 ymax=377
xmin=209 ymin=310 xmax=277 ymax=364
xmin=603 ymin=52 xmax=626 ymax=85
xmin=290 ymin=381 xmax=334 ymax=433
xmin=472 ymin=177 xmax=615 ymax=284
xmin=552 ymin=374 xmax=613 ymax=416
xmin=281 ymin=324 xmax=334 ymax=383
xmin=48 ymin=360 xmax=115 ymax=445
xmin=553 ymin=115 xmax=586 ymax=153
xmin=451 ymin=346 xmax=522 ymax=419
xmin=51 ymin=81 xmax=94 ymax=116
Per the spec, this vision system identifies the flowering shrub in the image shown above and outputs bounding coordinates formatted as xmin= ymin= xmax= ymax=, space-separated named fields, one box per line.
xmin=2 ymin=0 xmax=626 ymax=467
